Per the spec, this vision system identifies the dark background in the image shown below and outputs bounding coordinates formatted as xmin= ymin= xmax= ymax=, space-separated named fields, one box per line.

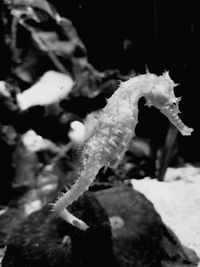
xmin=48 ymin=0 xmax=200 ymax=162
xmin=1 ymin=0 xmax=200 ymax=162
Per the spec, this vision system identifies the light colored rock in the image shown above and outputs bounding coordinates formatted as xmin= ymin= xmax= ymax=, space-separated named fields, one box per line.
xmin=17 ymin=70 xmax=74 ymax=110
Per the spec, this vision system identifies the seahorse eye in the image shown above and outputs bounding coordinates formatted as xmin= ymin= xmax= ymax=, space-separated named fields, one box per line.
xmin=150 ymin=93 xmax=169 ymax=108
xmin=157 ymin=96 xmax=168 ymax=106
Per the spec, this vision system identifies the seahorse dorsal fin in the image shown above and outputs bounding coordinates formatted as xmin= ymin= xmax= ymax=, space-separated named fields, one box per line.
xmin=83 ymin=110 xmax=101 ymax=141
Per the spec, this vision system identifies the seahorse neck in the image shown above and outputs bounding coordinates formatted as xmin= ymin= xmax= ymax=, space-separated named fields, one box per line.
xmin=105 ymin=73 xmax=156 ymax=115
xmin=121 ymin=73 xmax=157 ymax=99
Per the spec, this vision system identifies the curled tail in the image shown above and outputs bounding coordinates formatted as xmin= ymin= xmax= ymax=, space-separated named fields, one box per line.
xmin=52 ymin=162 xmax=101 ymax=230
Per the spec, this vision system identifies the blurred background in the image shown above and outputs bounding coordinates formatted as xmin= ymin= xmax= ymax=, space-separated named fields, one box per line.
xmin=51 ymin=0 xmax=199 ymax=162
xmin=0 ymin=0 xmax=199 ymax=162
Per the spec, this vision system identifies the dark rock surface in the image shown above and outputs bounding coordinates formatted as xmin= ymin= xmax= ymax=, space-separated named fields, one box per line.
xmin=94 ymin=185 xmax=199 ymax=267
xmin=2 ymin=192 xmax=117 ymax=267
xmin=1 ymin=184 xmax=199 ymax=267
xmin=0 ymin=208 xmax=24 ymax=248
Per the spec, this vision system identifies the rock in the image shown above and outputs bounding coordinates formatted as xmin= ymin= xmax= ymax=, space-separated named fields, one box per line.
xmin=132 ymin=176 xmax=200 ymax=259
xmin=0 ymin=208 xmax=24 ymax=247
xmin=2 ymin=192 xmax=117 ymax=267
xmin=95 ymin=185 xmax=163 ymax=266
xmin=160 ymin=225 xmax=199 ymax=267
xmin=1 ymin=182 xmax=199 ymax=267
xmin=94 ymin=185 xmax=199 ymax=267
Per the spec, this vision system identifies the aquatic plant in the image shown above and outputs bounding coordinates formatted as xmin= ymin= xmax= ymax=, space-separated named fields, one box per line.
xmin=52 ymin=71 xmax=193 ymax=230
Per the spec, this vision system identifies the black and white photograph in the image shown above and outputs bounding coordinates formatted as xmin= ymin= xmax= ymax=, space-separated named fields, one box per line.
xmin=0 ymin=1 xmax=200 ymax=266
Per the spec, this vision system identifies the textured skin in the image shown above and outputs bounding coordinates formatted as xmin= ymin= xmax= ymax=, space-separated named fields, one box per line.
xmin=52 ymin=72 xmax=193 ymax=230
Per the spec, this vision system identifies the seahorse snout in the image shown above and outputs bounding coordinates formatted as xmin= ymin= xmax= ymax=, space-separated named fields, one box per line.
xmin=161 ymin=104 xmax=193 ymax=136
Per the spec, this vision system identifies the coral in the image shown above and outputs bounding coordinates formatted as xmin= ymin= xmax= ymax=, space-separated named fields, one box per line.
xmin=52 ymin=72 xmax=193 ymax=230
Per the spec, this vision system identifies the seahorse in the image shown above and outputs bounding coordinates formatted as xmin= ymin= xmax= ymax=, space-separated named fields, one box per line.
xmin=52 ymin=71 xmax=193 ymax=230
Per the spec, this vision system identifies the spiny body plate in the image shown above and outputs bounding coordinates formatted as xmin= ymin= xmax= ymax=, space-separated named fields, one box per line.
xmin=81 ymin=111 xmax=135 ymax=169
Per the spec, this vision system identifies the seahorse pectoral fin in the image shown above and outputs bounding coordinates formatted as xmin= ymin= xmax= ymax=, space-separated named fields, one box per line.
xmin=109 ymin=155 xmax=122 ymax=168
xmin=109 ymin=141 xmax=130 ymax=168
xmin=160 ymin=104 xmax=193 ymax=136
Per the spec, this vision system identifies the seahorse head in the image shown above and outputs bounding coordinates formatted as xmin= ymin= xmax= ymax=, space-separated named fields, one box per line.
xmin=144 ymin=72 xmax=193 ymax=136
